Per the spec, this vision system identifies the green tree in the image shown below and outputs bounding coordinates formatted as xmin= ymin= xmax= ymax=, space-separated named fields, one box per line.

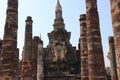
xmin=106 ymin=67 xmax=111 ymax=75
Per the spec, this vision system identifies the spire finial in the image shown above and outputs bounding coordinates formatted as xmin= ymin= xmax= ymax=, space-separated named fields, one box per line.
xmin=53 ymin=0 xmax=65 ymax=30
xmin=57 ymin=0 xmax=60 ymax=4
xmin=56 ymin=0 xmax=62 ymax=12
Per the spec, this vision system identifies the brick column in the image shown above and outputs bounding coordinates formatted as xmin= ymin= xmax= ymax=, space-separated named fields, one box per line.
xmin=108 ymin=36 xmax=118 ymax=80
xmin=37 ymin=39 xmax=44 ymax=80
xmin=0 ymin=0 xmax=18 ymax=80
xmin=86 ymin=0 xmax=106 ymax=80
xmin=32 ymin=36 xmax=41 ymax=80
xmin=110 ymin=0 xmax=120 ymax=79
xmin=80 ymin=14 xmax=89 ymax=80
xmin=21 ymin=16 xmax=33 ymax=80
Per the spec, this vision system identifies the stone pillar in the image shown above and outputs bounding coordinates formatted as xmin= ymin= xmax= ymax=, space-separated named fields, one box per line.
xmin=37 ymin=39 xmax=44 ymax=80
xmin=110 ymin=0 xmax=120 ymax=79
xmin=0 ymin=0 xmax=18 ymax=80
xmin=108 ymin=36 xmax=118 ymax=80
xmin=86 ymin=0 xmax=106 ymax=80
xmin=32 ymin=36 xmax=41 ymax=80
xmin=21 ymin=16 xmax=33 ymax=80
xmin=80 ymin=14 xmax=89 ymax=80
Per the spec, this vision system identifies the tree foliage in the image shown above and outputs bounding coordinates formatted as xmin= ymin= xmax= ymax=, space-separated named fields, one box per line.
xmin=106 ymin=67 xmax=111 ymax=75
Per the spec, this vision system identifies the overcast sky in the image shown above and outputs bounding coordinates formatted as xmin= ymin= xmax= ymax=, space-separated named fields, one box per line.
xmin=0 ymin=0 xmax=113 ymax=67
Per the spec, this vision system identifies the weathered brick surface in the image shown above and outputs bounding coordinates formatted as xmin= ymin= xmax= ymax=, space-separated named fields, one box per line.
xmin=80 ymin=14 xmax=89 ymax=80
xmin=21 ymin=16 xmax=33 ymax=80
xmin=110 ymin=0 xmax=120 ymax=79
xmin=0 ymin=0 xmax=18 ymax=80
xmin=86 ymin=0 xmax=106 ymax=80
xmin=108 ymin=36 xmax=118 ymax=80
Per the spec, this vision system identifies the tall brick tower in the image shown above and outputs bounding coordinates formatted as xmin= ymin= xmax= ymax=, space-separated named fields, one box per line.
xmin=0 ymin=0 xmax=19 ymax=80
xmin=86 ymin=0 xmax=106 ymax=80
xmin=110 ymin=0 xmax=120 ymax=79
xmin=80 ymin=14 xmax=89 ymax=80
xmin=21 ymin=16 xmax=33 ymax=80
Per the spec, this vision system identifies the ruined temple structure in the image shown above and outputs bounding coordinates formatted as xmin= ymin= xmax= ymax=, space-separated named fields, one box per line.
xmin=1 ymin=0 xmax=119 ymax=80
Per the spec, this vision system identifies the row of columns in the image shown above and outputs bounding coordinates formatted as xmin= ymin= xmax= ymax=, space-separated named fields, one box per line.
xmin=1 ymin=0 xmax=120 ymax=80
xmin=80 ymin=0 xmax=120 ymax=80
